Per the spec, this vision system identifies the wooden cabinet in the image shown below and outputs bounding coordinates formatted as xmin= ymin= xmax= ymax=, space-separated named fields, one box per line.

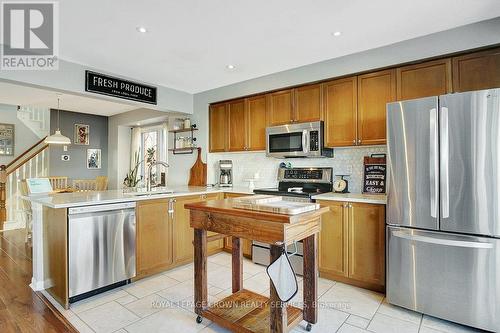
xmin=211 ymin=95 xmax=268 ymax=152
xmin=173 ymin=195 xmax=204 ymax=264
xmin=397 ymin=59 xmax=452 ymax=100
xmin=246 ymin=95 xmax=268 ymax=151
xmin=136 ymin=199 xmax=173 ymax=277
xmin=452 ymin=47 xmax=500 ymax=92
xmin=209 ymin=103 xmax=227 ymax=152
xmin=268 ymin=89 xmax=294 ymax=125
xmin=137 ymin=193 xmax=224 ymax=279
xmin=323 ymin=77 xmax=358 ymax=147
xmin=348 ymin=202 xmax=385 ymax=288
xmin=319 ymin=201 xmax=348 ymax=278
xmin=318 ymin=200 xmax=385 ymax=292
xmin=227 ymin=99 xmax=247 ymax=151
xmin=294 ymin=84 xmax=322 ymax=123
xmin=357 ymin=69 xmax=396 ymax=146
xmin=268 ymin=86 xmax=322 ymax=126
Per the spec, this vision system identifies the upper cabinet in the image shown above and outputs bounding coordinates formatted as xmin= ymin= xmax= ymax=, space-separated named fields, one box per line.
xmin=397 ymin=59 xmax=452 ymax=100
xmin=268 ymin=89 xmax=294 ymax=125
xmin=209 ymin=47 xmax=500 ymax=152
xmin=357 ymin=69 xmax=396 ymax=146
xmin=452 ymin=47 xmax=500 ymax=92
xmin=294 ymin=84 xmax=322 ymax=123
xmin=227 ymin=99 xmax=247 ymax=151
xmin=209 ymin=95 xmax=268 ymax=152
xmin=323 ymin=77 xmax=358 ymax=147
xmin=209 ymin=103 xmax=227 ymax=152
xmin=246 ymin=95 xmax=268 ymax=151
xmin=268 ymin=85 xmax=322 ymax=126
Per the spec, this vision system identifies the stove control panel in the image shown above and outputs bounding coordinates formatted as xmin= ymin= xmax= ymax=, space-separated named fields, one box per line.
xmin=284 ymin=169 xmax=322 ymax=180
xmin=279 ymin=167 xmax=333 ymax=183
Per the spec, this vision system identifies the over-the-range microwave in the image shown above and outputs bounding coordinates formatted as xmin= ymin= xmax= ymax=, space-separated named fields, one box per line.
xmin=266 ymin=121 xmax=333 ymax=158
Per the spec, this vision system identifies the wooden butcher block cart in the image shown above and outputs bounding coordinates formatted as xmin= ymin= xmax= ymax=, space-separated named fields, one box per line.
xmin=185 ymin=198 xmax=328 ymax=333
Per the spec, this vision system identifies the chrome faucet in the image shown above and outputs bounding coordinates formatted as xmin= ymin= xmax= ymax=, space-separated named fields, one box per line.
xmin=147 ymin=161 xmax=170 ymax=191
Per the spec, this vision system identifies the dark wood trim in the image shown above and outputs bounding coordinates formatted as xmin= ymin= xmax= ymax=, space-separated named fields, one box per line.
xmin=6 ymin=144 xmax=49 ymax=176
xmin=3 ymin=136 xmax=47 ymax=169
xmin=208 ymin=44 xmax=500 ymax=106
xmin=302 ymin=234 xmax=318 ymax=324
xmin=193 ymin=228 xmax=208 ymax=316
xmin=231 ymin=237 xmax=242 ymax=293
xmin=36 ymin=291 xmax=78 ymax=332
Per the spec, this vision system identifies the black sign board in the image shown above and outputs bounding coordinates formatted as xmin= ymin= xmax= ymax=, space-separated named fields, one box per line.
xmin=363 ymin=154 xmax=386 ymax=194
xmin=85 ymin=70 xmax=157 ymax=105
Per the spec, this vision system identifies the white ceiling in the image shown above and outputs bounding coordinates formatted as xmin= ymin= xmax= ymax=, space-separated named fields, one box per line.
xmin=60 ymin=0 xmax=500 ymax=93
xmin=0 ymin=82 xmax=138 ymax=116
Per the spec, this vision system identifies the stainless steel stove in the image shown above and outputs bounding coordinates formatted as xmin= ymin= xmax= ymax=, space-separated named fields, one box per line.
xmin=252 ymin=167 xmax=333 ymax=274
xmin=253 ymin=167 xmax=333 ymax=202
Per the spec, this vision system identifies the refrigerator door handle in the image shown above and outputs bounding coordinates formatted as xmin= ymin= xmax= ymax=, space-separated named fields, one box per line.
xmin=429 ymin=108 xmax=439 ymax=218
xmin=440 ymin=106 xmax=450 ymax=218
xmin=391 ymin=230 xmax=493 ymax=249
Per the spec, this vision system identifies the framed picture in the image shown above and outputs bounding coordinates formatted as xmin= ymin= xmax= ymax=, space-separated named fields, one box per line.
xmin=87 ymin=149 xmax=101 ymax=169
xmin=74 ymin=124 xmax=90 ymax=145
xmin=0 ymin=123 xmax=15 ymax=156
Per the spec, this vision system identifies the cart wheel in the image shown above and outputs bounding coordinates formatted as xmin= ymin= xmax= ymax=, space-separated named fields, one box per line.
xmin=305 ymin=322 xmax=312 ymax=331
xmin=196 ymin=316 xmax=203 ymax=324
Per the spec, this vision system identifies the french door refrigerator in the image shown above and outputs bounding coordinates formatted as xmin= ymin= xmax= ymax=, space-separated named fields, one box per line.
xmin=386 ymin=88 xmax=500 ymax=332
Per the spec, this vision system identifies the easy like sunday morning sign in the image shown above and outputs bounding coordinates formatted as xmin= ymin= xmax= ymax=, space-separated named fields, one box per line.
xmin=85 ymin=70 xmax=157 ymax=104
xmin=363 ymin=155 xmax=386 ymax=194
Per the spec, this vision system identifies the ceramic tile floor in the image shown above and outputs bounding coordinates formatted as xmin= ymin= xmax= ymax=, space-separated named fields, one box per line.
xmin=43 ymin=252 xmax=486 ymax=333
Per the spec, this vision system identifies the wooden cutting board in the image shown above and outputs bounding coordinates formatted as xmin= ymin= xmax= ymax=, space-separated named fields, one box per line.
xmin=188 ymin=147 xmax=207 ymax=186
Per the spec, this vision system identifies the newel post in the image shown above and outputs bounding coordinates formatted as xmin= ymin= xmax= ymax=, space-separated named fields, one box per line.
xmin=0 ymin=165 xmax=6 ymax=229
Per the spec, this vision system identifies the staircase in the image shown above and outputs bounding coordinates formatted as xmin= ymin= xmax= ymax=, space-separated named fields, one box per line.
xmin=17 ymin=106 xmax=50 ymax=139
xmin=0 ymin=137 xmax=49 ymax=231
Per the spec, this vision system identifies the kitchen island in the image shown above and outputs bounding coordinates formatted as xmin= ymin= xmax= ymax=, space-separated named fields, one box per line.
xmin=24 ymin=186 xmax=254 ymax=308
xmin=185 ymin=199 xmax=328 ymax=333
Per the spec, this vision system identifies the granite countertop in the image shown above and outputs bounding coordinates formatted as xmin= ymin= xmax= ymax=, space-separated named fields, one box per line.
xmin=312 ymin=192 xmax=387 ymax=205
xmin=24 ymin=185 xmax=255 ymax=209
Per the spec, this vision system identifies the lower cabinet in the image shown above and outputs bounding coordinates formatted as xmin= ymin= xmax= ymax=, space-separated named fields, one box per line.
xmin=136 ymin=193 xmax=224 ymax=279
xmin=136 ymin=198 xmax=173 ymax=278
xmin=318 ymin=200 xmax=385 ymax=292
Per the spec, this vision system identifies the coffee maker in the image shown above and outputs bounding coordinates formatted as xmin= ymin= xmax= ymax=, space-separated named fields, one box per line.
xmin=219 ymin=160 xmax=233 ymax=187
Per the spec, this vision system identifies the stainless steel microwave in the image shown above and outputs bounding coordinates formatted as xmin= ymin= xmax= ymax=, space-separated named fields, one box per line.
xmin=266 ymin=121 xmax=333 ymax=158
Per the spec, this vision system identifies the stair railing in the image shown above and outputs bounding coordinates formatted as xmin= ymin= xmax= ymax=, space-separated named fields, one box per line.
xmin=0 ymin=136 xmax=48 ymax=230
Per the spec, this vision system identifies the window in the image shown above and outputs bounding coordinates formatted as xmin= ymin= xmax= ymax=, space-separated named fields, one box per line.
xmin=139 ymin=125 xmax=167 ymax=187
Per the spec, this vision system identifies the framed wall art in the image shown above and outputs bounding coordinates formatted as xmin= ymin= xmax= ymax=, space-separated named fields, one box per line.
xmin=0 ymin=123 xmax=15 ymax=156
xmin=87 ymin=149 xmax=101 ymax=169
xmin=74 ymin=124 xmax=90 ymax=145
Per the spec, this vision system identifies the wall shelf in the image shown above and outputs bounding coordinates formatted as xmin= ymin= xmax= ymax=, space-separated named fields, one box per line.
xmin=168 ymin=127 xmax=198 ymax=134
xmin=169 ymin=126 xmax=197 ymax=155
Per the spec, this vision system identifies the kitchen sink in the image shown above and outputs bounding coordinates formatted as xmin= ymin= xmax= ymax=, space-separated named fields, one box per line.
xmin=124 ymin=188 xmax=174 ymax=197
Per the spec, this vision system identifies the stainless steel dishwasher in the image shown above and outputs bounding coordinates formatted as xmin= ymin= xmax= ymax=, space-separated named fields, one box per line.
xmin=68 ymin=202 xmax=136 ymax=302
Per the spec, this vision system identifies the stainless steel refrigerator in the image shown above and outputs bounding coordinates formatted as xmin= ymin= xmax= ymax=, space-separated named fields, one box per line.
xmin=386 ymin=88 xmax=500 ymax=332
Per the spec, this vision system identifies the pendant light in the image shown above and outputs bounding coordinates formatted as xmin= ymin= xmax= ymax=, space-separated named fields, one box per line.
xmin=45 ymin=96 xmax=71 ymax=145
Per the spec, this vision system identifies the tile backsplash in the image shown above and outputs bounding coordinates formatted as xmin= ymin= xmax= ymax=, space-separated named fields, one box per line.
xmin=207 ymin=146 xmax=387 ymax=193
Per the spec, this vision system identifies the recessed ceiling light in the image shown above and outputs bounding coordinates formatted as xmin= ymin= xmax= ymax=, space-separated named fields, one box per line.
xmin=332 ymin=31 xmax=342 ymax=37
xmin=226 ymin=64 xmax=235 ymax=70
xmin=136 ymin=26 xmax=148 ymax=33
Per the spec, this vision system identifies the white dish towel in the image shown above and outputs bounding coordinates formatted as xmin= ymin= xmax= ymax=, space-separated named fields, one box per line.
xmin=266 ymin=248 xmax=298 ymax=302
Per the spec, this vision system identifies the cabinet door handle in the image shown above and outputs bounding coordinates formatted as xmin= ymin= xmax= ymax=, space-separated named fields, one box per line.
xmin=352 ymin=139 xmax=356 ymax=144
xmin=357 ymin=139 xmax=362 ymax=144
xmin=348 ymin=203 xmax=352 ymax=208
